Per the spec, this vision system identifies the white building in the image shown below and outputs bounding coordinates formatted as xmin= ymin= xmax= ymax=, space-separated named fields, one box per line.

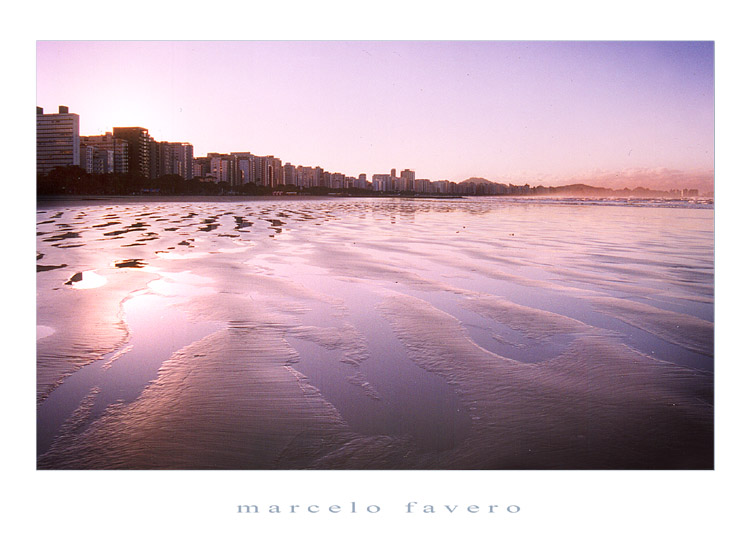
xmin=400 ymin=169 xmax=416 ymax=191
xmin=372 ymin=173 xmax=392 ymax=192
xmin=37 ymin=106 xmax=80 ymax=175
xmin=209 ymin=154 xmax=234 ymax=184
xmin=80 ymin=132 xmax=128 ymax=173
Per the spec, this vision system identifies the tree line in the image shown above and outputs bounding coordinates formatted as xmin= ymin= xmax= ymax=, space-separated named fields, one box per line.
xmin=37 ymin=166 xmax=395 ymax=197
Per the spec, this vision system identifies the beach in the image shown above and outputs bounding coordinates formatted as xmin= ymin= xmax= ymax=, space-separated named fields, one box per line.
xmin=36 ymin=196 xmax=714 ymax=469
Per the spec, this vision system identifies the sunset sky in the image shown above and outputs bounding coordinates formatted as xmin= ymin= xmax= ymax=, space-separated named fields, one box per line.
xmin=36 ymin=41 xmax=714 ymax=191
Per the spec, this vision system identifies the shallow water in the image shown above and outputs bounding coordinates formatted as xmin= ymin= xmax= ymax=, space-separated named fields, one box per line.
xmin=36 ymin=196 xmax=714 ymax=469
xmin=37 ymin=290 xmax=222 ymax=456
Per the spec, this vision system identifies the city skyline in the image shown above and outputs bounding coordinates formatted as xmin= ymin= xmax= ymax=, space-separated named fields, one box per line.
xmin=36 ymin=41 xmax=714 ymax=192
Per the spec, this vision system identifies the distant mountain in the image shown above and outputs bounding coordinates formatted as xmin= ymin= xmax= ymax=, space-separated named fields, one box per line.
xmin=460 ymin=177 xmax=495 ymax=185
xmin=451 ymin=178 xmax=691 ymax=197
xmin=551 ymin=183 xmax=610 ymax=194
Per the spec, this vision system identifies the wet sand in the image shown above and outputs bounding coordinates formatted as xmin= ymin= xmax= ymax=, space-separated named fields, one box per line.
xmin=36 ymin=197 xmax=714 ymax=469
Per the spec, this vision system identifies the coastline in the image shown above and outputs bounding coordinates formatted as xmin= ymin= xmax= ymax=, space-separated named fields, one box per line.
xmin=36 ymin=192 xmax=712 ymax=207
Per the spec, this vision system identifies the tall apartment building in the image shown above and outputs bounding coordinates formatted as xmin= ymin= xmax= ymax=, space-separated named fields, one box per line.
xmin=193 ymin=156 xmax=212 ymax=179
xmin=283 ymin=162 xmax=297 ymax=186
xmin=372 ymin=173 xmax=392 ymax=192
xmin=172 ymin=142 xmax=194 ymax=180
xmin=148 ymin=138 xmax=160 ymax=179
xmin=230 ymin=152 xmax=254 ymax=186
xmin=296 ymin=166 xmax=315 ymax=188
xmin=432 ymin=180 xmax=456 ymax=194
xmin=80 ymin=132 xmax=129 ymax=174
xmin=400 ymin=169 xmax=416 ymax=191
xmin=330 ymin=172 xmax=345 ymax=189
xmin=37 ymin=105 xmax=80 ymax=175
xmin=237 ymin=157 xmax=252 ymax=185
xmin=312 ymin=166 xmax=323 ymax=188
xmin=355 ymin=173 xmax=368 ymax=190
xmin=202 ymin=152 xmax=282 ymax=187
xmin=113 ymin=127 xmax=151 ymax=178
xmin=251 ymin=155 xmax=282 ymax=187
xmin=415 ymin=179 xmax=431 ymax=193
xmin=152 ymin=141 xmax=194 ymax=179
xmin=208 ymin=153 xmax=237 ymax=184
xmin=80 ymin=144 xmax=115 ymax=174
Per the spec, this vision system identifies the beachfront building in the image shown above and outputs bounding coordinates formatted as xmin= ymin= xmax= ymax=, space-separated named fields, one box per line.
xmin=432 ymin=180 xmax=457 ymax=194
xmin=283 ymin=162 xmax=297 ymax=186
xmin=372 ymin=173 xmax=392 ymax=192
xmin=208 ymin=153 xmax=237 ymax=185
xmin=400 ymin=169 xmax=416 ymax=191
xmin=80 ymin=144 xmax=115 ymax=175
xmin=295 ymin=165 xmax=323 ymax=189
xmin=237 ymin=156 xmax=252 ymax=186
xmin=295 ymin=166 xmax=312 ymax=188
xmin=113 ymin=127 xmax=151 ymax=178
xmin=37 ymin=105 xmax=80 ymax=175
xmin=195 ymin=152 xmax=288 ymax=188
xmin=355 ymin=173 xmax=369 ymax=190
xmin=193 ymin=156 xmax=211 ymax=179
xmin=248 ymin=155 xmax=282 ymax=187
xmin=415 ymin=179 xmax=431 ymax=193
xmin=80 ymin=132 xmax=129 ymax=174
xmin=331 ymin=172 xmax=346 ymax=189
xmin=229 ymin=152 xmax=257 ymax=186
xmin=151 ymin=141 xmax=194 ymax=180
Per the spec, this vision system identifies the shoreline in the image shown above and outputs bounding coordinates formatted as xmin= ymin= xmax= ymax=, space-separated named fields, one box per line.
xmin=35 ymin=193 xmax=713 ymax=210
xmin=36 ymin=193 xmax=467 ymax=206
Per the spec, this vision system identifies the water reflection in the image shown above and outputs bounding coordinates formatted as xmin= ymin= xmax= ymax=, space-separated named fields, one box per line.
xmin=37 ymin=291 xmax=222 ymax=457
xmin=66 ymin=270 xmax=107 ymax=289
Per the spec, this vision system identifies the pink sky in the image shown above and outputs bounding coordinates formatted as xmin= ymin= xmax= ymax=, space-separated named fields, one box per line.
xmin=36 ymin=41 xmax=714 ymax=191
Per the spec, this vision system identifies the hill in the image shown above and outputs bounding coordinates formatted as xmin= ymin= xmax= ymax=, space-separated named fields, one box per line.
xmin=459 ymin=177 xmax=496 ymax=185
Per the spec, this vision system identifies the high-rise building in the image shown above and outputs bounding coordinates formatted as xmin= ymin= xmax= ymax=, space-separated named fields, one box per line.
xmin=80 ymin=132 xmax=129 ymax=173
xmin=113 ymin=127 xmax=151 ymax=178
xmin=296 ymin=165 xmax=315 ymax=188
xmin=269 ymin=156 xmax=283 ymax=187
xmin=355 ymin=174 xmax=369 ymax=190
xmin=152 ymin=141 xmax=194 ymax=179
xmin=79 ymin=144 xmax=94 ymax=174
xmin=250 ymin=155 xmax=282 ymax=187
xmin=373 ymin=173 xmax=392 ymax=192
xmin=432 ymin=180 xmax=456 ymax=194
xmin=80 ymin=144 xmax=115 ymax=174
xmin=148 ymin=137 xmax=160 ymax=179
xmin=400 ymin=169 xmax=415 ymax=191
xmin=415 ymin=179 xmax=431 ymax=193
xmin=331 ymin=172 xmax=345 ymax=189
xmin=208 ymin=153 xmax=237 ymax=184
xmin=230 ymin=152 xmax=254 ymax=185
xmin=283 ymin=162 xmax=297 ymax=186
xmin=193 ymin=156 xmax=211 ymax=179
xmin=36 ymin=105 xmax=80 ymax=175
xmin=313 ymin=167 xmax=323 ymax=187
xmin=237 ymin=158 xmax=252 ymax=185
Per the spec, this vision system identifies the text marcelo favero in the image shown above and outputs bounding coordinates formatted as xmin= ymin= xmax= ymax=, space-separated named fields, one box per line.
xmin=237 ymin=502 xmax=520 ymax=514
